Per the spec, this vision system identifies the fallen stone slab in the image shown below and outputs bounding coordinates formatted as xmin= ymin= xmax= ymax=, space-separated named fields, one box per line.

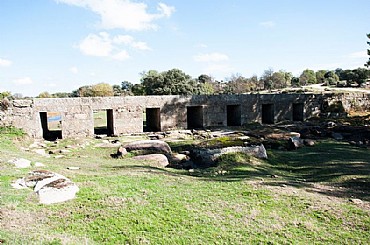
xmin=132 ymin=154 xmax=169 ymax=168
xmin=11 ymin=170 xmax=79 ymax=205
xmin=124 ymin=140 xmax=172 ymax=154
xmin=38 ymin=179 xmax=79 ymax=205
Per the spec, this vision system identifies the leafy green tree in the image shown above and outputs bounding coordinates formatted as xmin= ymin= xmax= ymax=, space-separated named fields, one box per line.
xmin=291 ymin=77 xmax=300 ymax=87
xmin=324 ymin=71 xmax=339 ymax=86
xmin=196 ymin=74 xmax=215 ymax=95
xmin=131 ymin=83 xmax=145 ymax=95
xmin=0 ymin=91 xmax=11 ymax=100
xmin=315 ymin=70 xmax=327 ymax=84
xmin=271 ymin=70 xmax=291 ymax=89
xmin=78 ymin=85 xmax=94 ymax=97
xmin=299 ymin=69 xmax=317 ymax=85
xmin=52 ymin=92 xmax=71 ymax=98
xmin=141 ymin=69 xmax=197 ymax=95
xmin=37 ymin=91 xmax=53 ymax=98
xmin=260 ymin=68 xmax=274 ymax=90
xmin=91 ymin=83 xmax=114 ymax=97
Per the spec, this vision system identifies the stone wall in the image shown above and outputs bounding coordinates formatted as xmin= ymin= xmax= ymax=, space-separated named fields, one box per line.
xmin=0 ymin=92 xmax=368 ymax=139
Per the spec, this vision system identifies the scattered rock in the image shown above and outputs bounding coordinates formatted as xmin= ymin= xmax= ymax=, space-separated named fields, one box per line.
xmin=288 ymin=137 xmax=304 ymax=150
xmin=67 ymin=167 xmax=80 ymax=170
xmin=349 ymin=198 xmax=363 ymax=205
xmin=124 ymin=140 xmax=172 ymax=154
xmin=326 ymin=121 xmax=337 ymax=128
xmin=303 ymin=139 xmax=315 ymax=147
xmin=132 ymin=154 xmax=169 ymax=168
xmin=11 ymin=170 xmax=79 ymax=204
xmin=60 ymin=149 xmax=71 ymax=154
xmin=8 ymin=158 xmax=31 ymax=168
xmin=238 ymin=136 xmax=250 ymax=141
xmin=271 ymin=174 xmax=279 ymax=178
xmin=170 ymin=153 xmax=189 ymax=163
xmin=54 ymin=155 xmax=64 ymax=159
xmin=33 ymin=149 xmax=50 ymax=157
xmin=116 ymin=146 xmax=128 ymax=157
xmin=34 ymin=162 xmax=45 ymax=167
xmin=332 ymin=132 xmax=344 ymax=140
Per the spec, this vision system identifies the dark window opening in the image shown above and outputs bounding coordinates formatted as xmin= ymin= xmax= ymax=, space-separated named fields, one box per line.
xmin=292 ymin=103 xmax=304 ymax=121
xmin=227 ymin=105 xmax=241 ymax=126
xmin=187 ymin=106 xmax=204 ymax=129
xmin=144 ymin=108 xmax=161 ymax=132
xmin=94 ymin=109 xmax=114 ymax=136
xmin=262 ymin=104 xmax=274 ymax=124
xmin=40 ymin=112 xmax=62 ymax=141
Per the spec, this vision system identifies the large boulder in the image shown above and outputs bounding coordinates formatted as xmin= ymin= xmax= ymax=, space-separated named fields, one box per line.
xmin=123 ymin=140 xmax=172 ymax=154
xmin=11 ymin=170 xmax=79 ymax=204
xmin=132 ymin=154 xmax=169 ymax=168
xmin=191 ymin=144 xmax=268 ymax=167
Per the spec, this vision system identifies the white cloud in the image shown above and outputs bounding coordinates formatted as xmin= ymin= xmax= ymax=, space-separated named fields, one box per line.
xmin=13 ymin=77 xmax=34 ymax=85
xmin=56 ymin=0 xmax=175 ymax=31
xmin=0 ymin=58 xmax=12 ymax=67
xmin=78 ymin=32 xmax=151 ymax=60
xmin=113 ymin=34 xmax=151 ymax=50
xmin=194 ymin=52 xmax=229 ymax=62
xmin=79 ymin=32 xmax=113 ymax=57
xmin=259 ymin=21 xmax=276 ymax=28
xmin=348 ymin=51 xmax=367 ymax=59
xmin=157 ymin=2 xmax=175 ymax=18
xmin=112 ymin=50 xmax=130 ymax=61
xmin=70 ymin=66 xmax=78 ymax=74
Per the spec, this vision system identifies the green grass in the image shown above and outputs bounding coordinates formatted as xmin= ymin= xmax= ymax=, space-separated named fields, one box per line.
xmin=0 ymin=128 xmax=369 ymax=244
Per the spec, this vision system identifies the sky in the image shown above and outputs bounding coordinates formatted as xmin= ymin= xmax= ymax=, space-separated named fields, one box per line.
xmin=0 ymin=0 xmax=369 ymax=97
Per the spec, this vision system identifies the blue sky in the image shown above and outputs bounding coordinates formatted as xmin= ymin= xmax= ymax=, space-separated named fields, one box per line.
xmin=0 ymin=0 xmax=369 ymax=96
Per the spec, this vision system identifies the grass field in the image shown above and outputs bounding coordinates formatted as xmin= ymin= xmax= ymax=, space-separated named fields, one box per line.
xmin=0 ymin=127 xmax=369 ymax=244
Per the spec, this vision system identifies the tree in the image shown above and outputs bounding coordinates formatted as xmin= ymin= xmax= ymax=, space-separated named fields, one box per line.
xmin=37 ymin=91 xmax=53 ymax=98
xmin=365 ymin=33 xmax=370 ymax=68
xmin=113 ymin=85 xmax=123 ymax=96
xmin=0 ymin=91 xmax=11 ymax=100
xmin=141 ymin=69 xmax=197 ymax=95
xmin=78 ymin=85 xmax=94 ymax=97
xmin=271 ymin=70 xmax=291 ymax=89
xmin=315 ymin=70 xmax=327 ymax=84
xmin=260 ymin=68 xmax=274 ymax=90
xmin=91 ymin=83 xmax=114 ymax=97
xmin=299 ymin=69 xmax=317 ymax=85
xmin=324 ymin=71 xmax=339 ymax=86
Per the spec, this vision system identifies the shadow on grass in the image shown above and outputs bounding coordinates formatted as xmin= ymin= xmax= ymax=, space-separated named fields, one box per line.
xmin=265 ymin=141 xmax=370 ymax=201
xmin=109 ymin=140 xmax=370 ymax=201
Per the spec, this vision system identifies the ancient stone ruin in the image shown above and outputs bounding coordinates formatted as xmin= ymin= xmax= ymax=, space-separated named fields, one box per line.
xmin=0 ymin=93 xmax=369 ymax=140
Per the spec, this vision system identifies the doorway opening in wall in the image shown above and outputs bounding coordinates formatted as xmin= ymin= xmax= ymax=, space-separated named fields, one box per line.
xmin=93 ymin=109 xmax=114 ymax=136
xmin=39 ymin=112 xmax=62 ymax=141
xmin=187 ymin=106 xmax=204 ymax=129
xmin=292 ymin=103 xmax=304 ymax=121
xmin=144 ymin=108 xmax=161 ymax=132
xmin=227 ymin=105 xmax=241 ymax=126
xmin=262 ymin=104 xmax=274 ymax=124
